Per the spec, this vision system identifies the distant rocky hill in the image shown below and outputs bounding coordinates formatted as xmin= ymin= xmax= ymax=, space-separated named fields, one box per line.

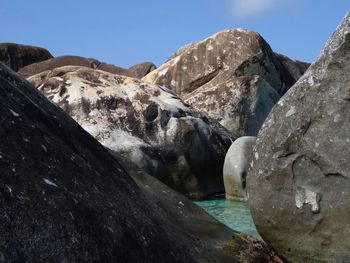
xmin=0 ymin=42 xmax=52 ymax=71
xmin=18 ymin=55 xmax=156 ymax=79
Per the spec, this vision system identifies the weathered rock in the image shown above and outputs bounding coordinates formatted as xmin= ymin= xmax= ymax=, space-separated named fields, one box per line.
xmin=247 ymin=12 xmax=350 ymax=263
xmin=19 ymin=55 xmax=156 ymax=79
xmin=143 ymin=29 xmax=308 ymax=136
xmin=274 ymin=53 xmax=310 ymax=82
xmin=184 ymin=75 xmax=280 ymax=137
xmin=0 ymin=42 xmax=53 ymax=71
xmin=127 ymin=61 xmax=157 ymax=79
xmin=0 ymin=62 xmax=284 ymax=263
xmin=28 ymin=65 xmax=233 ymax=199
xmin=223 ymin=136 xmax=256 ymax=200
xmin=143 ymin=29 xmax=297 ymax=97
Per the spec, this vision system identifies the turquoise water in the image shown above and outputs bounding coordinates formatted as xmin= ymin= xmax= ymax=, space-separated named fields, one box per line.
xmin=194 ymin=199 xmax=260 ymax=238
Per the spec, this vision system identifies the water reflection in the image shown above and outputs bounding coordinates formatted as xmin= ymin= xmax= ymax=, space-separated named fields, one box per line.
xmin=194 ymin=199 xmax=260 ymax=238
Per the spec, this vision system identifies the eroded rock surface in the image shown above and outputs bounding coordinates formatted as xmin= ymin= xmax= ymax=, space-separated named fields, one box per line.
xmin=28 ymin=66 xmax=233 ymax=198
xmin=0 ymin=42 xmax=53 ymax=71
xmin=143 ymin=29 xmax=308 ymax=136
xmin=19 ymin=55 xmax=156 ymax=79
xmin=247 ymin=12 xmax=350 ymax=263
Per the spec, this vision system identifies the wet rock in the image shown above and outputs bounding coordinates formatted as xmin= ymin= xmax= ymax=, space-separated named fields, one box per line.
xmin=28 ymin=65 xmax=234 ymax=199
xmin=19 ymin=55 xmax=156 ymax=79
xmin=0 ymin=42 xmax=52 ymax=71
xmin=247 ymin=12 xmax=350 ymax=263
xmin=223 ymin=136 xmax=256 ymax=200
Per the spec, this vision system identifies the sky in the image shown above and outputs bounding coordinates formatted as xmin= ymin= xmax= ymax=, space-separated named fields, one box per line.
xmin=1 ymin=1 xmax=349 ymax=68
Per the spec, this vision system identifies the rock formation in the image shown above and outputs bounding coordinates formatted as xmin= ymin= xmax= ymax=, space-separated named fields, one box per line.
xmin=19 ymin=55 xmax=156 ymax=79
xmin=247 ymin=12 xmax=350 ymax=263
xmin=223 ymin=136 xmax=256 ymax=200
xmin=0 ymin=42 xmax=53 ymax=71
xmin=184 ymin=75 xmax=280 ymax=137
xmin=0 ymin=61 xmax=284 ymax=262
xmin=143 ymin=29 xmax=309 ymax=136
xmin=27 ymin=65 xmax=233 ymax=199
xmin=274 ymin=53 xmax=310 ymax=83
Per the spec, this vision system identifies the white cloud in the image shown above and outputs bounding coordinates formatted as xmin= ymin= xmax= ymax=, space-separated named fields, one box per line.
xmin=228 ymin=0 xmax=280 ymax=18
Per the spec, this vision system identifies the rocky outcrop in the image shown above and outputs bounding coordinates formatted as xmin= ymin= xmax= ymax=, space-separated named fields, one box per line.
xmin=247 ymin=12 xmax=350 ymax=263
xmin=223 ymin=136 xmax=256 ymax=200
xmin=0 ymin=42 xmax=53 ymax=71
xmin=143 ymin=29 xmax=308 ymax=136
xmin=19 ymin=55 xmax=156 ymax=79
xmin=0 ymin=62 xmax=284 ymax=263
xmin=27 ymin=65 xmax=233 ymax=199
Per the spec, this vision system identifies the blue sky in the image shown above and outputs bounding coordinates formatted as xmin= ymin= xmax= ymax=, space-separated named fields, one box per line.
xmin=1 ymin=1 xmax=349 ymax=67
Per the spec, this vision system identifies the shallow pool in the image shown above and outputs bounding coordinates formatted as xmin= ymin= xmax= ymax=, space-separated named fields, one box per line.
xmin=194 ymin=199 xmax=260 ymax=238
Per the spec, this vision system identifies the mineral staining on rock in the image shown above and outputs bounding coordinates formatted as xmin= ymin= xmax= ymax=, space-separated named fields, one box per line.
xmin=143 ymin=29 xmax=309 ymax=136
xmin=28 ymin=66 xmax=233 ymax=199
xmin=247 ymin=11 xmax=350 ymax=263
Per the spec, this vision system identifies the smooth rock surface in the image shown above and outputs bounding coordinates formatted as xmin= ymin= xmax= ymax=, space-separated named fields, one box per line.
xmin=224 ymin=136 xmax=256 ymax=200
xmin=28 ymin=65 xmax=234 ymax=199
xmin=248 ymin=12 xmax=350 ymax=263
xmin=19 ymin=55 xmax=156 ymax=79
xmin=0 ymin=62 xmax=284 ymax=263
xmin=0 ymin=42 xmax=53 ymax=71
xmin=143 ymin=29 xmax=308 ymax=136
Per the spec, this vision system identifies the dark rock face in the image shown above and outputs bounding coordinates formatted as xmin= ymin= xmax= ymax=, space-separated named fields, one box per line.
xmin=27 ymin=66 xmax=233 ymax=199
xmin=0 ymin=42 xmax=53 ymax=71
xmin=19 ymin=55 xmax=156 ymax=79
xmin=274 ymin=53 xmax=310 ymax=83
xmin=143 ymin=29 xmax=308 ymax=136
xmin=247 ymin=12 xmax=350 ymax=263
xmin=0 ymin=62 xmax=284 ymax=262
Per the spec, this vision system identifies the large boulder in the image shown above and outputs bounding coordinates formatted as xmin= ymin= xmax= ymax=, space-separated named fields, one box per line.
xmin=143 ymin=29 xmax=309 ymax=136
xmin=143 ymin=29 xmax=300 ymax=97
xmin=0 ymin=62 xmax=284 ymax=262
xmin=18 ymin=55 xmax=156 ymax=79
xmin=0 ymin=42 xmax=53 ymax=71
xmin=27 ymin=65 xmax=233 ymax=199
xmin=247 ymin=12 xmax=350 ymax=263
xmin=223 ymin=136 xmax=256 ymax=200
